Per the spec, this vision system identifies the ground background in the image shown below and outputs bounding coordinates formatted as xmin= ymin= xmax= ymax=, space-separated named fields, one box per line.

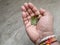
xmin=0 ymin=0 xmax=60 ymax=45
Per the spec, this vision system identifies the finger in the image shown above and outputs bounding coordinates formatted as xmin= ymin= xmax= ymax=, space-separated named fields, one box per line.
xmin=32 ymin=6 xmax=38 ymax=13
xmin=22 ymin=11 xmax=27 ymax=18
xmin=26 ymin=11 xmax=29 ymax=16
xmin=22 ymin=11 xmax=28 ymax=21
xmin=35 ymin=11 xmax=40 ymax=15
xmin=28 ymin=2 xmax=38 ymax=13
xmin=24 ymin=3 xmax=33 ymax=16
xmin=35 ymin=10 xmax=42 ymax=19
xmin=24 ymin=20 xmax=29 ymax=25
xmin=24 ymin=3 xmax=29 ymax=10
xmin=21 ymin=6 xmax=26 ymax=11
xmin=39 ymin=8 xmax=46 ymax=15
xmin=28 ymin=8 xmax=33 ymax=15
xmin=22 ymin=11 xmax=31 ymax=22
xmin=28 ymin=2 xmax=41 ymax=18
xmin=23 ymin=18 xmax=28 ymax=21
xmin=39 ymin=8 xmax=50 ymax=16
xmin=38 ymin=15 xmax=42 ymax=19
xmin=28 ymin=2 xmax=34 ymax=9
xmin=30 ymin=13 xmax=35 ymax=17
xmin=25 ymin=11 xmax=31 ymax=21
xmin=27 ymin=15 xmax=31 ymax=21
xmin=22 ymin=11 xmax=28 ymax=26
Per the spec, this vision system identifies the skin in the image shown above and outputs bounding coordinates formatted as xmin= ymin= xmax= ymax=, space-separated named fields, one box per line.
xmin=21 ymin=2 xmax=60 ymax=45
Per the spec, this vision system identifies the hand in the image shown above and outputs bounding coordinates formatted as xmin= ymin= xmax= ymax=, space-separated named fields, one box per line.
xmin=21 ymin=3 xmax=54 ymax=43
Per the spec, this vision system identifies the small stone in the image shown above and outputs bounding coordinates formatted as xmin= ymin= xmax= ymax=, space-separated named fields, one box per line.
xmin=31 ymin=15 xmax=39 ymax=25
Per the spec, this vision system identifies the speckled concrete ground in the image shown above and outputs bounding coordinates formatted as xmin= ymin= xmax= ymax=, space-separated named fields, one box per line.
xmin=0 ymin=0 xmax=60 ymax=45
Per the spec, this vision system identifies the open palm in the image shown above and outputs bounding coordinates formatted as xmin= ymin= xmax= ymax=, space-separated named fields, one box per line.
xmin=21 ymin=3 xmax=54 ymax=43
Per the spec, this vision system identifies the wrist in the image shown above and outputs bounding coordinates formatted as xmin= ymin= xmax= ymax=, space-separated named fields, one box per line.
xmin=51 ymin=41 xmax=60 ymax=45
xmin=35 ymin=42 xmax=60 ymax=45
xmin=35 ymin=35 xmax=57 ymax=45
xmin=35 ymin=32 xmax=54 ymax=44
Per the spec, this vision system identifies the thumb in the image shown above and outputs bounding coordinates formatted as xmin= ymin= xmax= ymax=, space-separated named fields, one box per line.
xmin=39 ymin=8 xmax=50 ymax=16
